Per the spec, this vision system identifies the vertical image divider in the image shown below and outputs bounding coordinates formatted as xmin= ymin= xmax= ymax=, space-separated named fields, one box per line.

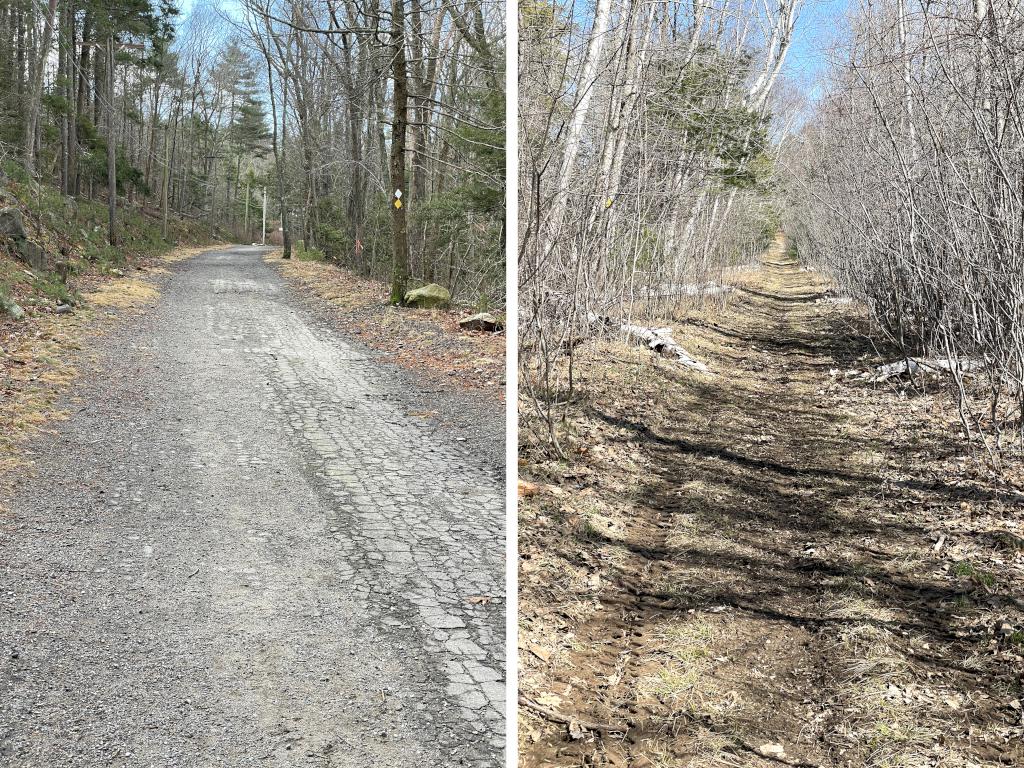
xmin=505 ymin=0 xmax=521 ymax=763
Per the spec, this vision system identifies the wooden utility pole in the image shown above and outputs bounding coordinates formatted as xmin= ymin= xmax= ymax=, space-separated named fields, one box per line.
xmin=106 ymin=34 xmax=117 ymax=246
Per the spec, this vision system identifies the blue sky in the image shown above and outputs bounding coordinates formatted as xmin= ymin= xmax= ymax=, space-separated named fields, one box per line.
xmin=783 ymin=0 xmax=853 ymax=100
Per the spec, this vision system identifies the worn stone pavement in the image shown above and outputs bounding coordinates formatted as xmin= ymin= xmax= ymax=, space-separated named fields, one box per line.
xmin=0 ymin=246 xmax=505 ymax=767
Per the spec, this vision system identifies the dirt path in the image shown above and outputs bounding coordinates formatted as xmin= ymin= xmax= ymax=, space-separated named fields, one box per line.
xmin=0 ymin=246 xmax=505 ymax=767
xmin=519 ymin=243 xmax=1024 ymax=767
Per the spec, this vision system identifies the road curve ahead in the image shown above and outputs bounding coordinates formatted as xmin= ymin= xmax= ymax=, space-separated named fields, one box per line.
xmin=0 ymin=246 xmax=505 ymax=767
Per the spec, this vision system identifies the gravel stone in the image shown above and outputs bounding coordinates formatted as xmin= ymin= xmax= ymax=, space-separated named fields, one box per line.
xmin=0 ymin=246 xmax=505 ymax=767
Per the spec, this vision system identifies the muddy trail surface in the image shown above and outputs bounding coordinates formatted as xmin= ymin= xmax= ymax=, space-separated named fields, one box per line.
xmin=0 ymin=246 xmax=505 ymax=767
xmin=520 ymin=244 xmax=1024 ymax=767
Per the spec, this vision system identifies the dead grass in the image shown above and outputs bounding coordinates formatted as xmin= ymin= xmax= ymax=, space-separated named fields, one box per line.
xmin=158 ymin=244 xmax=215 ymax=264
xmin=636 ymin=617 xmax=731 ymax=726
xmin=85 ymin=278 xmax=160 ymax=308
xmin=829 ymin=622 xmax=945 ymax=768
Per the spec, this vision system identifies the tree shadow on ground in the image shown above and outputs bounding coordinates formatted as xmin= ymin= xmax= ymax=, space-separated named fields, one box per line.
xmin=579 ymin=265 xmax=1021 ymax=764
xmin=520 ymin=257 xmax=1023 ymax=768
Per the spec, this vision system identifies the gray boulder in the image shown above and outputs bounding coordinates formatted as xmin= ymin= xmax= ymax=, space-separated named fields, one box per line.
xmin=19 ymin=240 xmax=45 ymax=269
xmin=404 ymin=283 xmax=451 ymax=309
xmin=0 ymin=207 xmax=26 ymax=239
xmin=459 ymin=312 xmax=503 ymax=332
xmin=0 ymin=206 xmax=45 ymax=269
xmin=0 ymin=293 xmax=24 ymax=320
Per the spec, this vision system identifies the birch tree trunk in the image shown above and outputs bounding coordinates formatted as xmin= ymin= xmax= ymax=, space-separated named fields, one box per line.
xmin=546 ymin=0 xmax=614 ymax=241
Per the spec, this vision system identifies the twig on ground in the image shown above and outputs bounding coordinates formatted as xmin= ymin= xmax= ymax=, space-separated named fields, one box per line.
xmin=518 ymin=694 xmax=628 ymax=734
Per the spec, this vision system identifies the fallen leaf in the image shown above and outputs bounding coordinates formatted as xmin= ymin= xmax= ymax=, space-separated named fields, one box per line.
xmin=519 ymin=480 xmax=539 ymax=497
xmin=528 ymin=643 xmax=552 ymax=662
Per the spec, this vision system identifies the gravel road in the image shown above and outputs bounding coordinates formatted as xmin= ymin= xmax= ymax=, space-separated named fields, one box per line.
xmin=0 ymin=246 xmax=505 ymax=767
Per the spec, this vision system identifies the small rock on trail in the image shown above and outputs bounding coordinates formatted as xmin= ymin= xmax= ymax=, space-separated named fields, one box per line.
xmin=459 ymin=312 xmax=503 ymax=332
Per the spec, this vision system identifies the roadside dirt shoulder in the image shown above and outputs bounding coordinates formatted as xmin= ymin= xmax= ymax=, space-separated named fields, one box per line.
xmin=0 ymin=245 xmax=217 ymax=485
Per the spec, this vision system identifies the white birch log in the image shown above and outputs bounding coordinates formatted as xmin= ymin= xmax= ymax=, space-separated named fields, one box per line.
xmin=874 ymin=357 xmax=985 ymax=381
xmin=655 ymin=281 xmax=733 ymax=298
xmin=588 ymin=312 xmax=710 ymax=372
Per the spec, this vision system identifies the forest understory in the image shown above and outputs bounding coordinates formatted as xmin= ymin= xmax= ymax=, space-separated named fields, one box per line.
xmin=518 ymin=244 xmax=1024 ymax=768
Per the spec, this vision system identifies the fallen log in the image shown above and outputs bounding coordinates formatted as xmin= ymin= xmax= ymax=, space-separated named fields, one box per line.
xmin=588 ymin=312 xmax=711 ymax=373
xmin=654 ymin=281 xmax=733 ymax=298
xmin=874 ymin=357 xmax=985 ymax=382
xmin=621 ymin=323 xmax=711 ymax=372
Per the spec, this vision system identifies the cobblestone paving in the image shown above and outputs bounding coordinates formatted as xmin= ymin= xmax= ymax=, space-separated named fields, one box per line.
xmin=0 ymin=246 xmax=505 ymax=767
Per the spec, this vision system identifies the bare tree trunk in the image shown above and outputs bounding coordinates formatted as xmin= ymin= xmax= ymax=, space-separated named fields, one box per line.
xmin=389 ymin=0 xmax=410 ymax=304
xmin=546 ymin=0 xmax=613 ymax=241
xmin=58 ymin=0 xmax=70 ymax=194
xmin=106 ymin=35 xmax=117 ymax=246
xmin=262 ymin=46 xmax=291 ymax=259
xmin=22 ymin=0 xmax=59 ymax=174
xmin=73 ymin=9 xmax=91 ymax=196
xmin=162 ymin=106 xmax=177 ymax=241
xmin=145 ymin=79 xmax=162 ymax=197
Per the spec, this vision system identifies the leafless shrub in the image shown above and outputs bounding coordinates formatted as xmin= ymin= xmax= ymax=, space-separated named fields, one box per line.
xmin=519 ymin=0 xmax=799 ymax=452
xmin=783 ymin=0 xmax=1024 ymax=455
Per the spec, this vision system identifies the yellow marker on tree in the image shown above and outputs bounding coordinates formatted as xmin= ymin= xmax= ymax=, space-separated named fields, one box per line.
xmin=605 ymin=197 xmax=613 ymax=209
xmin=394 ymin=199 xmax=402 ymax=210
